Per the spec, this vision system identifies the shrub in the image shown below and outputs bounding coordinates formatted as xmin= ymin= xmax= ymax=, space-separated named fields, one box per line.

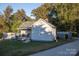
xmin=65 ymin=34 xmax=68 ymax=39
xmin=0 ymin=32 xmax=3 ymax=39
xmin=72 ymin=32 xmax=77 ymax=37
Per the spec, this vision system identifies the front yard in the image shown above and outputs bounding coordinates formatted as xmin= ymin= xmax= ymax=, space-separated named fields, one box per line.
xmin=0 ymin=39 xmax=77 ymax=56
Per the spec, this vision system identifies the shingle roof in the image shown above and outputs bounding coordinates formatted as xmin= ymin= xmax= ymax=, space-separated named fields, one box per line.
xmin=37 ymin=18 xmax=56 ymax=28
xmin=18 ymin=21 xmax=35 ymax=29
xmin=18 ymin=18 xmax=56 ymax=30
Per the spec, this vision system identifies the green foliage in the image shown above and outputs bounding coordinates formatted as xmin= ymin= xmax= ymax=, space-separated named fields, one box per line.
xmin=72 ymin=32 xmax=78 ymax=37
xmin=0 ymin=5 xmax=32 ymax=33
xmin=32 ymin=3 xmax=79 ymax=32
xmin=14 ymin=9 xmax=27 ymax=21
xmin=4 ymin=6 xmax=13 ymax=19
xmin=0 ymin=32 xmax=3 ymax=38
xmin=32 ymin=3 xmax=51 ymax=19
xmin=0 ymin=15 xmax=9 ymax=32
xmin=3 ymin=6 xmax=13 ymax=32
xmin=0 ymin=4 xmax=79 ymax=33
xmin=11 ymin=20 xmax=22 ymax=32
xmin=10 ymin=9 xmax=28 ymax=32
xmin=74 ymin=19 xmax=79 ymax=32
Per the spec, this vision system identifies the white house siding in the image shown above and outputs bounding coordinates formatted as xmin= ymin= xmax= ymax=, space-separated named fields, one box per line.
xmin=31 ymin=19 xmax=56 ymax=41
xmin=20 ymin=30 xmax=27 ymax=35
xmin=52 ymin=28 xmax=56 ymax=40
xmin=3 ymin=33 xmax=16 ymax=40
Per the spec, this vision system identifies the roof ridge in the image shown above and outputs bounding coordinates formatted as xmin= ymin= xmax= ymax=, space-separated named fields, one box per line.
xmin=38 ymin=18 xmax=56 ymax=28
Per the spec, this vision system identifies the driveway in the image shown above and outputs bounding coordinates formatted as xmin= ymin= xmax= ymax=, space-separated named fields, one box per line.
xmin=31 ymin=39 xmax=79 ymax=56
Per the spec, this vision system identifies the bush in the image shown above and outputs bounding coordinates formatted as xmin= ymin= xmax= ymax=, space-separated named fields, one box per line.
xmin=65 ymin=34 xmax=68 ymax=39
xmin=0 ymin=32 xmax=3 ymax=39
xmin=72 ymin=32 xmax=77 ymax=37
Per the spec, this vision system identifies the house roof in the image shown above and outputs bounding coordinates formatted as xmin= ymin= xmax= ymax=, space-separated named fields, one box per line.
xmin=18 ymin=21 xmax=35 ymax=29
xmin=18 ymin=18 xmax=56 ymax=30
xmin=35 ymin=18 xmax=56 ymax=28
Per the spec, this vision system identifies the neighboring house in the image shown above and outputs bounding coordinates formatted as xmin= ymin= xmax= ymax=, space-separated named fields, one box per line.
xmin=18 ymin=21 xmax=35 ymax=41
xmin=31 ymin=19 xmax=56 ymax=41
xmin=3 ymin=32 xmax=16 ymax=40
xmin=18 ymin=19 xmax=57 ymax=42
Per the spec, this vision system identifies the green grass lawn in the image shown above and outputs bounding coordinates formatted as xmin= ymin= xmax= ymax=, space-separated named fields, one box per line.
xmin=0 ymin=39 xmax=77 ymax=56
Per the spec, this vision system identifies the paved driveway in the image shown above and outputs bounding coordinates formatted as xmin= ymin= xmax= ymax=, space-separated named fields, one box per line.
xmin=31 ymin=39 xmax=79 ymax=56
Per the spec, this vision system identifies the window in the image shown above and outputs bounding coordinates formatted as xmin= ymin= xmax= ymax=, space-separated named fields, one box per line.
xmin=48 ymin=33 xmax=51 ymax=35
xmin=40 ymin=31 xmax=44 ymax=34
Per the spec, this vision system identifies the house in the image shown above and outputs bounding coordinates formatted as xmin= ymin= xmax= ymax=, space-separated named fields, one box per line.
xmin=3 ymin=32 xmax=16 ymax=40
xmin=18 ymin=19 xmax=56 ymax=42
xmin=18 ymin=21 xmax=34 ymax=35
xmin=18 ymin=21 xmax=35 ymax=41
xmin=31 ymin=19 xmax=56 ymax=41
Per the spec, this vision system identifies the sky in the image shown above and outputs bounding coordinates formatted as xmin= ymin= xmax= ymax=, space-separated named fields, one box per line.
xmin=0 ymin=3 xmax=42 ymax=18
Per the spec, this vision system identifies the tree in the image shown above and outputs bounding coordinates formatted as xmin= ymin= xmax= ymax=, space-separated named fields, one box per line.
xmin=74 ymin=19 xmax=79 ymax=36
xmin=32 ymin=3 xmax=79 ymax=31
xmin=0 ymin=6 xmax=33 ymax=33
xmin=3 ymin=6 xmax=13 ymax=32
xmin=48 ymin=6 xmax=59 ymax=26
xmin=11 ymin=9 xmax=27 ymax=32
xmin=15 ymin=9 xmax=27 ymax=21
xmin=0 ymin=15 xmax=9 ymax=33
xmin=32 ymin=3 xmax=52 ymax=19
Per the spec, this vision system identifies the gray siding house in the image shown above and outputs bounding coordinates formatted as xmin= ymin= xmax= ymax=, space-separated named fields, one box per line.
xmin=18 ymin=19 xmax=56 ymax=41
xmin=31 ymin=19 xmax=56 ymax=41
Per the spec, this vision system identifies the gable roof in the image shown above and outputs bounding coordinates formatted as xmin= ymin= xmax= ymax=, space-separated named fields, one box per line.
xmin=18 ymin=21 xmax=35 ymax=29
xmin=18 ymin=18 xmax=56 ymax=30
xmin=34 ymin=18 xmax=56 ymax=28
